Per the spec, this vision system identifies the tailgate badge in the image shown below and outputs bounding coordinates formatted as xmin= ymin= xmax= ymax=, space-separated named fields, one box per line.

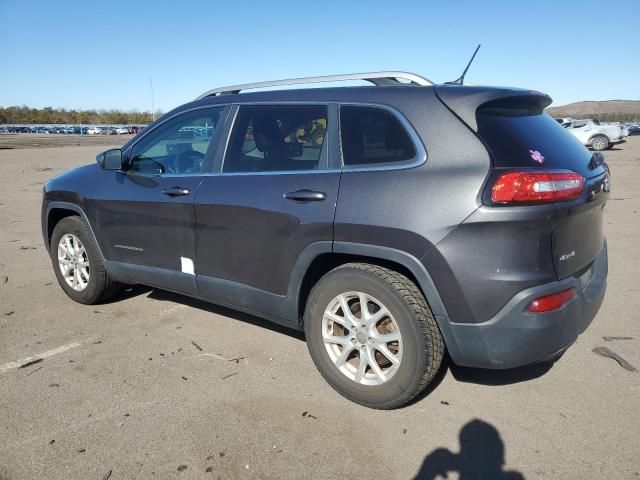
xmin=529 ymin=150 xmax=545 ymax=164
xmin=559 ymin=251 xmax=576 ymax=262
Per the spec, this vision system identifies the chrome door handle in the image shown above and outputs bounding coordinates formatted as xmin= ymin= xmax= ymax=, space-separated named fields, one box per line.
xmin=283 ymin=189 xmax=327 ymax=202
xmin=162 ymin=186 xmax=191 ymax=197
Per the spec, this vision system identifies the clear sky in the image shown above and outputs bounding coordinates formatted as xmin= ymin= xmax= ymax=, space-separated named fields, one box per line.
xmin=1 ymin=0 xmax=638 ymax=112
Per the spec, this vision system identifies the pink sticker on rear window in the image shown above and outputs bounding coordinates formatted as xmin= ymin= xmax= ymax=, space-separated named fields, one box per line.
xmin=529 ymin=150 xmax=545 ymax=164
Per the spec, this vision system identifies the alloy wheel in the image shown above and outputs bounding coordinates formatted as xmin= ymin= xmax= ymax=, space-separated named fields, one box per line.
xmin=322 ymin=291 xmax=403 ymax=386
xmin=57 ymin=233 xmax=90 ymax=291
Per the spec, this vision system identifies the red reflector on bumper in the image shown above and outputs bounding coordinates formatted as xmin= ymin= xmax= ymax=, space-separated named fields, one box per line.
xmin=528 ymin=289 xmax=574 ymax=313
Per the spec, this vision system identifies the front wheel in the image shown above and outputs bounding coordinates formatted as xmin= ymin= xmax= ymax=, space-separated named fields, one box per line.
xmin=304 ymin=263 xmax=444 ymax=409
xmin=50 ymin=216 xmax=120 ymax=304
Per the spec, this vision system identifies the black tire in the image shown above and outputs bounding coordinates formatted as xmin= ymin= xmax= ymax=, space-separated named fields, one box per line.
xmin=590 ymin=135 xmax=609 ymax=151
xmin=304 ymin=263 xmax=444 ymax=409
xmin=50 ymin=216 xmax=120 ymax=304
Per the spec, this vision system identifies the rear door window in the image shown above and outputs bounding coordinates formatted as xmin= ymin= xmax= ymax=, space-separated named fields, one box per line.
xmin=339 ymin=106 xmax=416 ymax=167
xmin=223 ymin=105 xmax=328 ymax=173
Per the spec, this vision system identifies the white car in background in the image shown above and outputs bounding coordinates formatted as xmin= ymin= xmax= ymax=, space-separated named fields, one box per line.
xmin=86 ymin=127 xmax=102 ymax=135
xmin=560 ymin=119 xmax=626 ymax=151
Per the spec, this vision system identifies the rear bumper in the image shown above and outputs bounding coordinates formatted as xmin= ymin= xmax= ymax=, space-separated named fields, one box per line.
xmin=442 ymin=241 xmax=607 ymax=369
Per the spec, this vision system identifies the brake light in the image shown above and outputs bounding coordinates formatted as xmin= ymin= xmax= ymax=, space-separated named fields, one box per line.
xmin=528 ymin=289 xmax=574 ymax=313
xmin=492 ymin=171 xmax=584 ymax=204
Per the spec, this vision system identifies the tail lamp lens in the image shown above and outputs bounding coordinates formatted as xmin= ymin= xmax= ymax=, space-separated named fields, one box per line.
xmin=528 ymin=289 xmax=574 ymax=313
xmin=492 ymin=172 xmax=584 ymax=204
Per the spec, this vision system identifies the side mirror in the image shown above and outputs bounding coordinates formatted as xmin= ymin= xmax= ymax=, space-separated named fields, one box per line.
xmin=97 ymin=148 xmax=123 ymax=170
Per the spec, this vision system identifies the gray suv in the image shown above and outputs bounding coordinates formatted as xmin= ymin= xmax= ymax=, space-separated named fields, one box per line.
xmin=41 ymin=72 xmax=609 ymax=409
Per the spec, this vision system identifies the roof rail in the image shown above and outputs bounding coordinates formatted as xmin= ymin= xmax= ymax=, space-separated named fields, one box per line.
xmin=195 ymin=71 xmax=433 ymax=99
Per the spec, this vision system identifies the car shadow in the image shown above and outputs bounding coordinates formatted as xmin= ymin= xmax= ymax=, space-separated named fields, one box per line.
xmin=449 ymin=360 xmax=554 ymax=386
xmin=414 ymin=419 xmax=525 ymax=479
xmin=109 ymin=285 xmax=554 ymax=387
xmin=136 ymin=287 xmax=307 ymax=342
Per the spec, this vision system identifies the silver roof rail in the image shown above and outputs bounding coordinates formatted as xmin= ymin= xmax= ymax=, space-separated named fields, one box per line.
xmin=196 ymin=71 xmax=433 ymax=99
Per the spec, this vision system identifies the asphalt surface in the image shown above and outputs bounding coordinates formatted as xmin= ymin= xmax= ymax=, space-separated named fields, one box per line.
xmin=0 ymin=133 xmax=133 ymax=150
xmin=0 ymin=137 xmax=639 ymax=479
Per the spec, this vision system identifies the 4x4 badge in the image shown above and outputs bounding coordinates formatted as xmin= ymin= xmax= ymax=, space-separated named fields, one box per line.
xmin=559 ymin=251 xmax=576 ymax=262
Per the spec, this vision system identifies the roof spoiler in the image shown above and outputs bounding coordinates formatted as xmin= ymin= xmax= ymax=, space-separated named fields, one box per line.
xmin=434 ymin=85 xmax=552 ymax=131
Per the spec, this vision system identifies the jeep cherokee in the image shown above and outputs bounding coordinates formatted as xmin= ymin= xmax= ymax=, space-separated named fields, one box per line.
xmin=42 ymin=72 xmax=609 ymax=409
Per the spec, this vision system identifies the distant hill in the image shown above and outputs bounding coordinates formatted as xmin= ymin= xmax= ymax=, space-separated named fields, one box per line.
xmin=547 ymin=100 xmax=640 ymax=121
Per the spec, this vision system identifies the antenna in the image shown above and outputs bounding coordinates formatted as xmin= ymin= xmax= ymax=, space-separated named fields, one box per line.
xmin=448 ymin=44 xmax=481 ymax=85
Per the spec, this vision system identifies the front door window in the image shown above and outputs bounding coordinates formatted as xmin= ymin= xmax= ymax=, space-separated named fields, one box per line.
xmin=128 ymin=108 xmax=225 ymax=175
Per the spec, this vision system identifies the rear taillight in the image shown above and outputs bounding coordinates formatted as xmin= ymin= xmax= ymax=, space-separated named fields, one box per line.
xmin=491 ymin=171 xmax=584 ymax=204
xmin=528 ymin=289 xmax=574 ymax=313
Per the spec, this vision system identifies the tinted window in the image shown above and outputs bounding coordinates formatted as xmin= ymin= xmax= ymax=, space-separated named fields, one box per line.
xmin=223 ymin=105 xmax=327 ymax=173
xmin=128 ymin=107 xmax=223 ymax=175
xmin=340 ymin=106 xmax=416 ymax=166
xmin=476 ymin=110 xmax=598 ymax=177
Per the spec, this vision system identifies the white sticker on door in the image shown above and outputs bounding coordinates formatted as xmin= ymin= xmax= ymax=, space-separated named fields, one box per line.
xmin=181 ymin=257 xmax=195 ymax=275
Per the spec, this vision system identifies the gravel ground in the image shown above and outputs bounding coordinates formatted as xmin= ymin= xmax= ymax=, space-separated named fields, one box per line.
xmin=0 ymin=138 xmax=638 ymax=480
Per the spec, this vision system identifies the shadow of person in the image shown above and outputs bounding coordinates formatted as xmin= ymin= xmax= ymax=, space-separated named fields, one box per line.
xmin=415 ymin=419 xmax=524 ymax=480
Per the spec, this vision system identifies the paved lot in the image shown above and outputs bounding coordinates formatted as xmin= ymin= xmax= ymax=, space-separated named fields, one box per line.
xmin=0 ymin=138 xmax=639 ymax=479
xmin=0 ymin=133 xmax=133 ymax=150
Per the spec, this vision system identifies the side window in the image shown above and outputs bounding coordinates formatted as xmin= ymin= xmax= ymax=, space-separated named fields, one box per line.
xmin=223 ymin=105 xmax=327 ymax=173
xmin=340 ymin=106 xmax=416 ymax=167
xmin=128 ymin=107 xmax=224 ymax=175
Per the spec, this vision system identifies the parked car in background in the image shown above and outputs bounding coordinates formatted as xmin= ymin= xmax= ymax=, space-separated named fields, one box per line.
xmin=114 ymin=126 xmax=130 ymax=135
xmin=621 ymin=125 xmax=629 ymax=137
xmin=560 ymin=119 xmax=626 ymax=151
xmin=42 ymin=71 xmax=609 ymax=409
xmin=87 ymin=127 xmax=102 ymax=135
xmin=627 ymin=125 xmax=640 ymax=136
xmin=12 ymin=126 xmax=33 ymax=133
xmin=554 ymin=117 xmax=572 ymax=124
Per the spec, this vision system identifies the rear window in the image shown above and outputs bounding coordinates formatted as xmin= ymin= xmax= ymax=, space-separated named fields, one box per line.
xmin=476 ymin=110 xmax=597 ymax=177
xmin=340 ymin=106 xmax=416 ymax=167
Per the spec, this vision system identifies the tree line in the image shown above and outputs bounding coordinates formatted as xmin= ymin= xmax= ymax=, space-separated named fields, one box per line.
xmin=589 ymin=112 xmax=639 ymax=123
xmin=548 ymin=110 xmax=639 ymax=122
xmin=0 ymin=105 xmax=162 ymax=125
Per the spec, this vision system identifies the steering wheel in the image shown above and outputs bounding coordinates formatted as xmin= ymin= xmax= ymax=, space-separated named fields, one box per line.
xmin=176 ymin=150 xmax=205 ymax=174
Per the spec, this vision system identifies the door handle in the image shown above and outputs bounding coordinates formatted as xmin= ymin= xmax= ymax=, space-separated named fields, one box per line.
xmin=162 ymin=186 xmax=191 ymax=197
xmin=283 ymin=189 xmax=326 ymax=202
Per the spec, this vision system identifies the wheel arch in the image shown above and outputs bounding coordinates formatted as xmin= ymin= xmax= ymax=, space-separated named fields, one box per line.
xmin=44 ymin=202 xmax=104 ymax=259
xmin=296 ymin=242 xmax=459 ymax=357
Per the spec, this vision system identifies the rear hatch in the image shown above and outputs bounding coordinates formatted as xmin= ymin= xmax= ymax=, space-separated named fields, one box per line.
xmin=436 ymin=85 xmax=609 ymax=280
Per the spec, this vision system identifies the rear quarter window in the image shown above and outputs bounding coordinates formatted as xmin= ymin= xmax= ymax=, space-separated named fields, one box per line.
xmin=340 ymin=106 xmax=416 ymax=167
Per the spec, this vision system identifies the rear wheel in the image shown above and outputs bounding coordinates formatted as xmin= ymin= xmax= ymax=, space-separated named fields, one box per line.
xmin=304 ymin=263 xmax=444 ymax=409
xmin=50 ymin=216 xmax=120 ymax=304
xmin=590 ymin=135 xmax=609 ymax=151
